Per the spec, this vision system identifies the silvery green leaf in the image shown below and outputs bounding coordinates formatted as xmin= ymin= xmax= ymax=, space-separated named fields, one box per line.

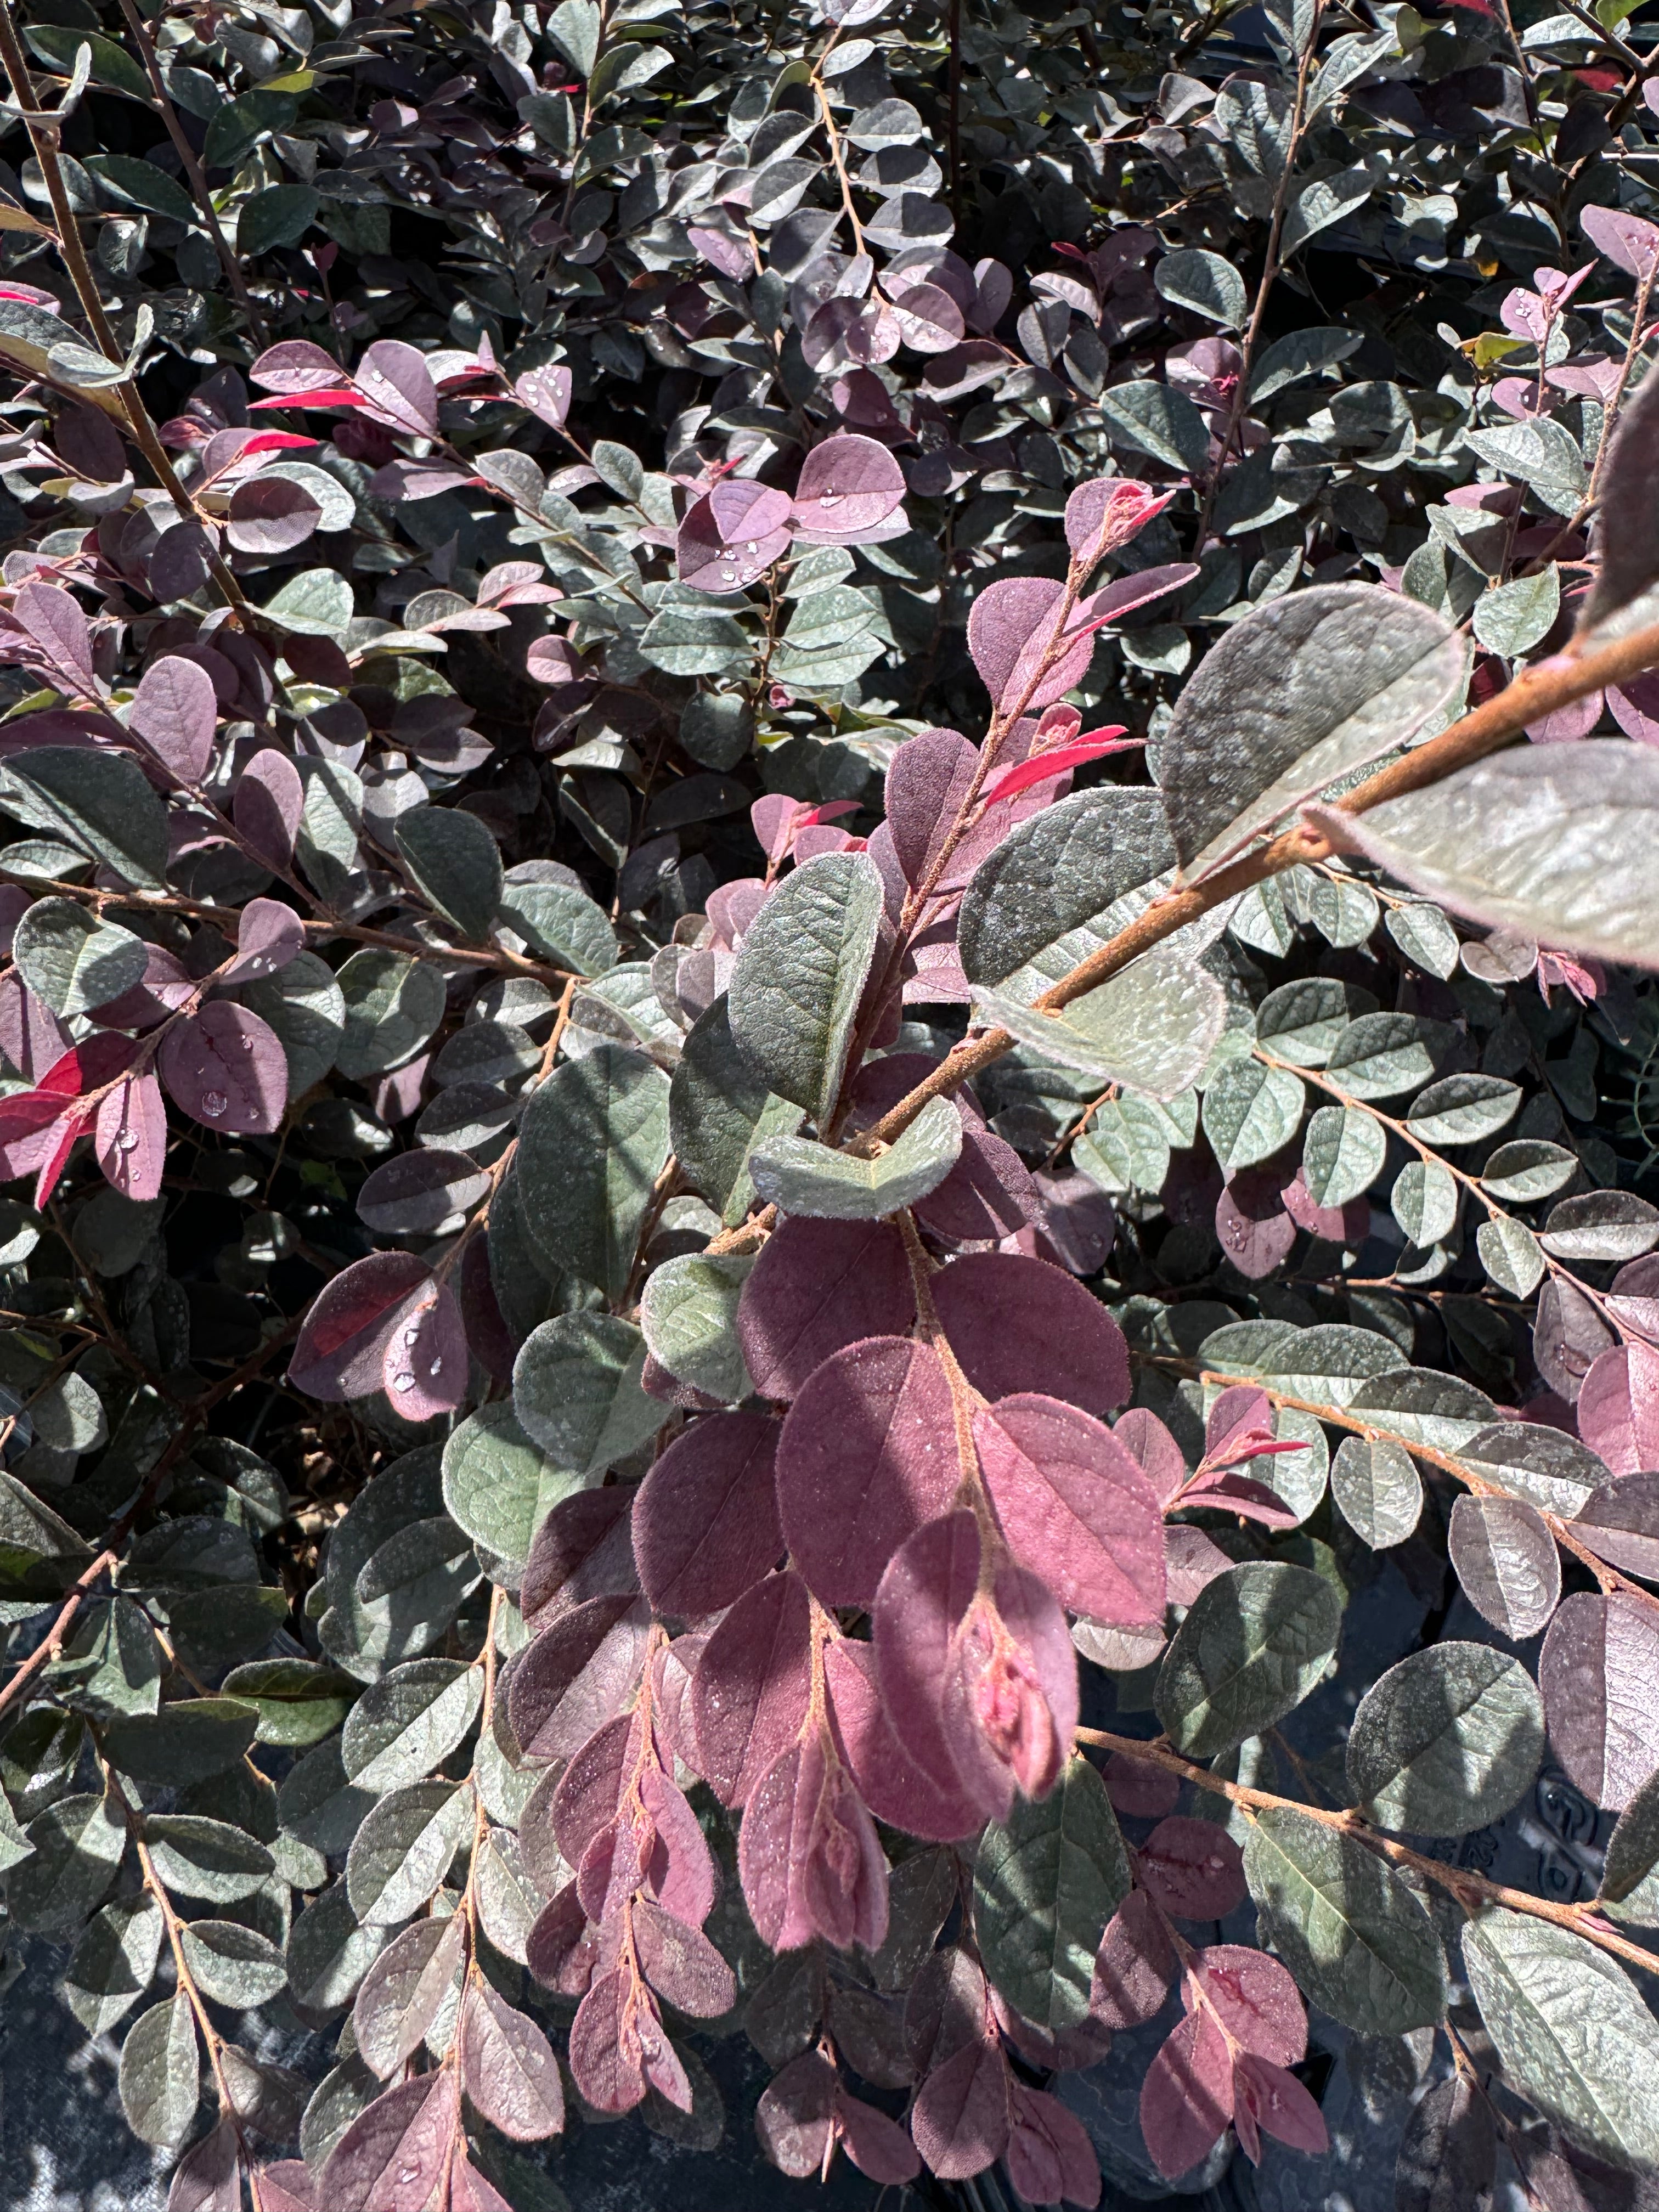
xmin=1460 ymin=1421 xmax=1605 ymax=1516
xmin=516 ymin=1045 xmax=670 ymax=1298
xmin=1391 ymin=1159 xmax=1459 ymax=1246
xmin=142 ymin=1816 xmax=273 ymax=1903
xmin=278 ymin=1742 xmax=378 ymax=1857
xmin=296 ymin=758 xmax=363 ymax=904
xmin=1347 ymin=1643 xmax=1544 ymax=1833
xmin=749 ymin=1093 xmax=962 ymax=1218
xmin=345 ymin=1780 xmax=471 ymax=1926
xmin=262 ymin=567 xmax=354 ymax=635
xmin=1073 ymin=1094 xmax=1173 ymax=1194
xmin=548 ymin=0 xmax=601 ymax=72
xmin=1153 ymin=248 xmax=1246 ymax=328
xmin=1480 ymin=1140 xmax=1578 ymax=1204
xmin=973 ymin=1755 xmax=1130 ymax=2034
xmin=118 ymin=1991 xmax=199 ymax=2150
xmin=102 ymin=1699 xmax=259 ymax=1785
xmin=1472 ymin=565 xmax=1560 ymax=656
xmin=1154 ymin=1561 xmax=1342 ymax=1757
xmin=958 ymin=789 xmax=1175 ymax=988
xmin=498 ymin=874 xmax=618 ymax=975
xmin=221 ymin=1659 xmax=356 ymax=1750
xmin=1325 ymin=1012 xmax=1453 ymax=1100
xmin=14 ymin=895 xmax=148 ymax=1017
xmin=64 ymin=1895 xmax=164 ymax=2034
xmin=638 ymin=605 xmax=751 ymax=676
xmin=9 ymin=1788 xmax=126 ymax=1931
xmin=1247 ymin=324 xmax=1362 ymax=402
xmin=1385 ymin=900 xmax=1460 ymax=978
xmin=727 ymin=852 xmax=884 ymax=1122
xmin=180 ymin=1920 xmax=289 ymax=2008
xmin=512 ymin=1312 xmax=657 ymax=1475
xmin=1280 ymin=163 xmax=1374 ymax=252
xmin=8 ymin=748 xmax=168 ymax=887
xmin=639 ymin=1251 xmax=755 ymax=1400
xmin=1227 ymin=875 xmax=1295 ymax=956
xmin=1321 ymin=742 xmax=1659 ymax=970
xmin=1464 ymin=416 xmax=1588 ymax=517
xmin=442 ymin=1403 xmax=578 ymax=1569
xmin=1448 ymin=1494 xmax=1560 ymax=1642
xmin=1303 ymin=871 xmax=1379 ymax=948
xmin=1244 ymin=1804 xmax=1446 ymax=2034
xmin=1463 ymin=1909 xmax=1659 ymax=2170
xmin=1478 ymin=1216 xmax=1545 ymax=1297
xmin=1255 ymin=977 xmax=1375 ymax=1066
xmin=332 ymin=949 xmax=447 ymax=1079
xmin=1330 ymin=1435 xmax=1422 ymax=1549
xmin=393 ymin=807 xmax=504 ymax=945
xmin=1098 ymin=380 xmax=1210 ymax=472
xmin=1258 ymin=1322 xmax=1408 ymax=1406
xmin=285 ymin=1881 xmax=393 ymax=2024
xmin=1302 ymin=1103 xmax=1386 ymax=1206
xmin=680 ymin=691 xmax=753 ymax=771
xmin=1159 ymin=583 xmax=1464 ymax=882
xmin=1603 ymin=1762 xmax=1659 ymax=1906
xmin=1215 ymin=74 xmax=1292 ymax=176
xmin=1201 ymin=1057 xmax=1306 ymax=1171
xmin=1540 ymin=1191 xmax=1659 ymax=1263
xmin=1406 ymin=1075 xmax=1520 ymax=1146
xmin=1345 ymin=1368 xmax=1495 ymax=1452
xmin=340 ymin=1658 xmax=483 ymax=1791
xmin=670 ymin=996 xmax=805 ymax=1225
xmin=974 ymin=944 xmax=1226 ymax=1102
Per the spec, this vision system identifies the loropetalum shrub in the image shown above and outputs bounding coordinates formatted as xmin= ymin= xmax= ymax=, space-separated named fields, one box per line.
xmin=12 ymin=2 xmax=1659 ymax=2210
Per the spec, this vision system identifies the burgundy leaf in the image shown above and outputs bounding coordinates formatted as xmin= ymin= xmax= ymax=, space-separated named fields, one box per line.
xmin=1577 ymin=1341 xmax=1659 ymax=1474
xmin=509 ymin=1595 xmax=652 ymax=1762
xmin=790 ymin=432 xmax=906 ymax=543
xmin=640 ymin=1758 xmax=717 ymax=1927
xmin=0 ymin=974 xmax=70 ymax=1082
xmin=825 ymin=1985 xmax=912 ymax=2087
xmin=677 ymin=480 xmax=793 ymax=591
xmin=1571 ymin=1471 xmax=1659 ymax=1581
xmin=227 ymin=475 xmax=323 ymax=554
xmin=289 ymin=1251 xmax=431 ymax=1401
xmin=449 ymin=2153 xmax=515 ymax=2212
xmin=776 ymin=1336 xmax=957 ymax=1607
xmin=459 ymin=1978 xmax=565 ymax=2141
xmin=156 ymin=1001 xmax=288 ymax=1135
xmin=885 ymin=725 xmax=978 ymax=886
xmin=515 ymin=363 xmax=572 ymax=429
xmin=835 ymin=2087 xmax=923 ymax=2184
xmin=379 ymin=1277 xmax=466 ymax=1418
xmin=318 ymin=2071 xmax=460 ymax=2212
xmin=94 ymin=1071 xmax=167 ymax=1201
xmin=633 ymin=1410 xmax=783 ymax=1616
xmin=941 ymin=1558 xmax=1079 ymax=1820
xmin=356 ymin=338 xmax=440 ymax=435
xmin=1005 ymin=2082 xmax=1103 ymax=2208
xmin=872 ymin=1509 xmax=982 ymax=1792
xmin=1189 ymin=1945 xmax=1305 ymax=2065
xmin=1111 ymin=1408 xmax=1188 ymax=1508
xmin=691 ymin=1569 xmax=813 ymax=1807
xmin=130 ymin=654 xmax=216 ymax=782
xmin=739 ymin=1727 xmax=888 ymax=1953
xmin=552 ymin=1712 xmax=636 ymax=1867
xmin=167 ymin=2120 xmax=239 ymax=2212
xmin=255 ymin=2163 xmax=317 ymax=2212
xmin=823 ymin=1636 xmax=983 ymax=1842
xmin=904 ymin=1948 xmax=993 ymax=2075
xmin=1090 ymin=1887 xmax=1177 ymax=2028
xmin=1140 ymin=2008 xmax=1232 ymax=2182
xmin=522 ymin=1486 xmax=637 ymax=1628
xmin=14 ymin=581 xmax=93 ymax=695
xmin=526 ymin=1881 xmax=601 ymax=1997
xmin=1232 ymin=2053 xmax=1328 ymax=2163
xmin=568 ymin=1967 xmax=650 ymax=2114
xmin=911 ymin=2038 xmax=1011 ymax=2179
xmin=932 ymin=1251 xmax=1130 ymax=1415
xmin=251 ymin=338 xmax=349 ymax=393
xmin=223 ymin=897 xmax=304 ymax=985
xmin=1064 ymin=476 xmax=1175 ymax=557
xmin=631 ymin=1895 xmax=737 ymax=2016
xmin=1137 ymin=1819 xmax=1246 ymax=1921
xmin=755 ymin=2050 xmax=835 ymax=2177
xmin=1215 ymin=1172 xmax=1297 ymax=1279
xmin=973 ymin=1393 xmax=1166 ymax=1628
xmin=234 ymin=748 xmax=304 ymax=870
xmin=736 ymin=1216 xmax=916 ymax=1401
xmin=1539 ymin=1590 xmax=1659 ymax=1808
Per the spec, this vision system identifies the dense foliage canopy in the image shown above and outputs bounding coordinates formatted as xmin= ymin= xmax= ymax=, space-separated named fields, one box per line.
xmin=7 ymin=0 xmax=1659 ymax=2205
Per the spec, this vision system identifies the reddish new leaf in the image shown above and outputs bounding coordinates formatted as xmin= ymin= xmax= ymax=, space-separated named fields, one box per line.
xmin=690 ymin=1569 xmax=813 ymax=1807
xmin=973 ymin=1394 xmax=1165 ymax=1628
xmin=911 ymin=2038 xmax=1011 ymax=2179
xmin=1111 ymin=1408 xmax=1188 ymax=1508
xmin=551 ymin=1711 xmax=636 ymax=1867
xmin=633 ymin=1410 xmax=782 ymax=1616
xmin=980 ymin=728 xmax=1138 ymax=808
xmin=941 ymin=1560 xmax=1079 ymax=1819
xmin=379 ymin=1278 xmax=467 ymax=1418
xmin=739 ymin=1726 xmax=888 ymax=1953
xmin=776 ymin=1336 xmax=957 ymax=1607
xmin=1138 ymin=1820 xmax=1246 ymax=1921
xmin=526 ymin=1881 xmax=601 ymax=1997
xmin=736 ymin=1216 xmax=916 ymax=1401
xmin=931 ymin=1251 xmax=1130 ymax=1415
xmin=873 ymin=1510 xmax=981 ymax=1793
xmin=1090 ymin=1887 xmax=1177 ymax=2028
xmin=1140 ymin=2008 xmax=1233 ymax=2182
xmin=1005 ymin=2082 xmax=1103 ymax=2208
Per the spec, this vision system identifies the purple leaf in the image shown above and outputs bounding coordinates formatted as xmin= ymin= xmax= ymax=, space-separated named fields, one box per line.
xmin=226 ymin=475 xmax=323 ymax=554
xmin=458 ymin=1979 xmax=565 ymax=2141
xmin=568 ymin=1968 xmax=649 ymax=2114
xmin=932 ymin=1251 xmax=1130 ymax=1415
xmin=790 ymin=432 xmax=907 ymax=543
xmin=379 ymin=1278 xmax=467 ymax=1418
xmin=885 ymin=726 xmax=978 ymax=885
xmin=356 ymin=340 xmax=440 ymax=436
xmin=940 ymin=1559 xmax=1077 ymax=1819
xmin=1571 ymin=1470 xmax=1659 ymax=1581
xmin=1137 ymin=1819 xmax=1247 ymax=1920
xmin=1005 ymin=2083 xmax=1103 ymax=2208
xmin=515 ymin=363 xmax=573 ymax=430
xmin=156 ymin=1001 xmax=288 ymax=1135
xmin=1192 ymin=1944 xmax=1306 ymax=2064
xmin=739 ymin=1728 xmax=889 ymax=1952
xmin=631 ymin=1895 xmax=737 ymax=2016
xmin=756 ymin=2051 xmax=835 ymax=2177
xmin=1582 ymin=204 xmax=1659 ymax=279
xmin=508 ymin=1595 xmax=652 ymax=1761
xmin=255 ymin=2164 xmax=317 ymax=2212
xmin=677 ymin=479 xmax=793 ymax=591
xmin=450 ymin=2154 xmax=515 ymax=2212
xmin=552 ymin=1712 xmax=637 ymax=1869
xmin=1140 ymin=2008 xmax=1232 ymax=2181
xmin=873 ymin=1510 xmax=982 ymax=1793
xmin=1064 ymin=476 xmax=1175 ymax=558
xmin=776 ymin=1336 xmax=957 ymax=1607
xmin=251 ymin=338 xmax=348 ymax=394
xmin=823 ymin=1638 xmax=983 ymax=1841
xmin=632 ymin=1410 xmax=783 ymax=1616
xmin=522 ymin=1488 xmax=639 ymax=1628
xmin=234 ymin=748 xmax=304 ymax=870
xmin=1090 ymin=1888 xmax=1176 ymax=2028
xmin=1577 ymin=1341 xmax=1659 ymax=1473
xmin=973 ymin=1393 xmax=1166 ymax=1628
xmin=318 ymin=2071 xmax=460 ymax=2212
xmin=835 ymin=2087 xmax=924 ymax=2185
xmin=690 ymin=1569 xmax=812 ymax=1808
xmin=736 ymin=1217 xmax=916 ymax=1402
xmin=167 ymin=2120 xmax=239 ymax=2212
xmin=1112 ymin=1407 xmax=1188 ymax=1506
xmin=94 ymin=1071 xmax=167 ymax=1200
xmin=129 ymin=655 xmax=216 ymax=782
xmin=1233 ymin=2053 xmax=1328 ymax=2163
xmin=14 ymin=582 xmax=93 ymax=696
xmin=223 ymin=896 xmax=303 ymax=984
xmin=289 ymin=1252 xmax=432 ymax=1401
xmin=1539 ymin=1591 xmax=1659 ymax=1808
xmin=911 ymin=2039 xmax=1011 ymax=2179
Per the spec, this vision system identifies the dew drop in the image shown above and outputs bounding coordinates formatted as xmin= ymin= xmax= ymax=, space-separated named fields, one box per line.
xmin=392 ymin=1373 xmax=415 ymax=1394
xmin=240 ymin=1037 xmax=254 ymax=1052
xmin=429 ymin=1357 xmax=443 ymax=1376
xmin=720 ymin=568 xmax=737 ymax=582
xmin=720 ymin=545 xmax=736 ymax=560
xmin=403 ymin=1327 xmax=420 ymax=1346
xmin=1207 ymin=1856 xmax=1224 ymax=1871
xmin=819 ymin=489 xmax=841 ymax=507
xmin=201 ymin=1091 xmax=228 ymax=1119
xmin=116 ymin=1130 xmax=139 ymax=1153
xmin=746 ymin=540 xmax=759 ymax=552
xmin=397 ymin=2168 xmax=419 ymax=2186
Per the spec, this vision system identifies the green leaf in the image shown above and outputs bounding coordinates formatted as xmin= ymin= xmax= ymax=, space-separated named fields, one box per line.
xmin=1160 ymin=584 xmax=1464 ymax=883
xmin=285 ymin=1880 xmax=393 ymax=2024
xmin=973 ymin=1755 xmax=1130 ymax=2033
xmin=1346 ymin=1368 xmax=1496 ymax=1453
xmin=118 ymin=1991 xmax=200 ymax=2151
xmin=1463 ymin=1909 xmax=1659 ymax=2170
xmin=1385 ymin=900 xmax=1460 ymax=978
xmin=241 ymin=948 xmax=346 ymax=1096
xmin=727 ymin=853 xmax=883 ymax=1124
xmin=85 ymin=155 xmax=196 ymax=223
xmin=1391 ymin=1159 xmax=1459 ymax=1246
xmin=516 ymin=1044 xmax=671 ymax=1298
xmin=7 ymin=748 xmax=168 ymax=888
xmin=340 ymin=1658 xmax=483 ymax=1791
xmin=638 ymin=606 xmax=751 ymax=676
xmin=262 ymin=564 xmax=353 ymax=636
xmin=1478 ymin=1216 xmax=1545 ymax=1297
xmin=442 ymin=1402 xmax=578 ymax=1568
xmin=1480 ymin=1139 xmax=1578 ymax=1204
xmin=1154 ymin=247 xmax=1246 ymax=327
xmin=1406 ymin=1074 xmax=1521 ymax=1146
xmin=1202 ymin=1058 xmax=1306 ymax=1171
xmin=143 ymin=1815 xmax=275 ymax=1902
xmin=345 ymin=1779 xmax=471 ymax=1926
xmin=1098 ymin=380 xmax=1211 ymax=472
xmin=102 ymin=1699 xmax=259 ymax=1785
xmin=1346 ymin=1643 xmax=1544 ymax=1835
xmin=1154 ymin=1562 xmax=1342 ymax=1757
xmin=748 ymin=1094 xmax=962 ymax=1219
xmin=548 ymin=0 xmax=602 ymax=72
xmin=1073 ymin=1094 xmax=1175 ymax=1194
xmin=180 ymin=1920 xmax=290 ymax=2008
xmin=1302 ymin=1104 xmax=1386 ymax=1207
xmin=1243 ymin=1803 xmax=1447 ymax=2034
xmin=352 ymin=1914 xmax=467 ymax=2080
xmin=1461 ymin=1421 xmax=1606 ymax=1517
xmin=974 ymin=945 xmax=1226 ymax=1102
xmin=239 ymin=183 xmax=320 ymax=254
xmin=670 ymin=996 xmax=805 ymax=1224
xmin=1255 ymin=978 xmax=1376 ymax=1066
xmin=393 ymin=808 xmax=504 ymax=945
xmin=499 ymin=874 xmax=618 ymax=975
xmin=1330 ymin=1435 xmax=1422 ymax=1549
xmin=64 ymin=1895 xmax=164 ymax=2034
xmin=1324 ymin=1012 xmax=1454 ymax=1100
xmin=639 ymin=1252 xmax=755 ymax=1401
xmin=0 ymin=1787 xmax=32 ymax=1872
xmin=512 ymin=1311 xmax=658 ymax=1475
xmin=1472 ymin=564 xmax=1560 ymax=656
xmin=1464 ymin=416 xmax=1588 ymax=516
xmin=202 ymin=88 xmax=298 ymax=170
xmin=333 ymin=950 xmax=448 ymax=1079
xmin=1248 ymin=325 xmax=1363 ymax=402
xmin=221 ymin=1659 xmax=358 ymax=1749
xmin=1281 ymin=163 xmax=1373 ymax=252
xmin=49 ymin=1595 xmax=162 ymax=1719
xmin=277 ymin=1741 xmax=377 ymax=1856
xmin=9 ymin=1788 xmax=126 ymax=1931
xmin=24 ymin=24 xmax=151 ymax=99
xmin=957 ymin=789 xmax=1174 ymax=988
